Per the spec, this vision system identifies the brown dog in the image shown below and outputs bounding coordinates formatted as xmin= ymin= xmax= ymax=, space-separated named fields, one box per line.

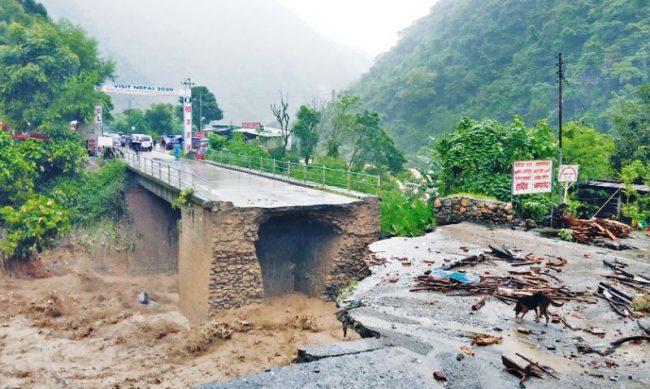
xmin=514 ymin=292 xmax=563 ymax=325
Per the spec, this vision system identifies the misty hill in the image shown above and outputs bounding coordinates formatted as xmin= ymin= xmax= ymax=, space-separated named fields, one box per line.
xmin=39 ymin=0 xmax=372 ymax=123
xmin=354 ymin=0 xmax=650 ymax=154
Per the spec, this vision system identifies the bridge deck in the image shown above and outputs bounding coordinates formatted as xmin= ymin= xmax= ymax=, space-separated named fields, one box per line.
xmin=124 ymin=150 xmax=368 ymax=208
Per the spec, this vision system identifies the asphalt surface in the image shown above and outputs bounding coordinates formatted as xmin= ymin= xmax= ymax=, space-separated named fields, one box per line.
xmin=135 ymin=149 xmax=364 ymax=208
xmin=200 ymin=223 xmax=650 ymax=389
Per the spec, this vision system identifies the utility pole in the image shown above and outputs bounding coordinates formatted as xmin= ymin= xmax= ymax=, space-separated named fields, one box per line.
xmin=557 ymin=53 xmax=564 ymax=203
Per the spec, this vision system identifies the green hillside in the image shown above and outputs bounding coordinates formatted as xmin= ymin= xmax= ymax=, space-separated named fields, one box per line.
xmin=355 ymin=0 xmax=650 ymax=154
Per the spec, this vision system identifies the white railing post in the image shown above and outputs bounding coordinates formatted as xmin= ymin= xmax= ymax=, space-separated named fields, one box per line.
xmin=287 ymin=161 xmax=291 ymax=177
xmin=167 ymin=165 xmax=170 ymax=184
xmin=322 ymin=165 xmax=325 ymax=186
xmin=303 ymin=164 xmax=307 ymax=183
xmin=347 ymin=169 xmax=351 ymax=189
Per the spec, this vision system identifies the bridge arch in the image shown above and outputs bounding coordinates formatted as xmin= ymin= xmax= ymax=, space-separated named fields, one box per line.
xmin=254 ymin=214 xmax=341 ymax=297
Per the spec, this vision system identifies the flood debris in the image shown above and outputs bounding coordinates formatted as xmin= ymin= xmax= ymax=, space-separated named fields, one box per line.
xmin=412 ymin=271 xmax=588 ymax=305
xmin=577 ymin=335 xmax=650 ymax=356
xmin=433 ymin=371 xmax=448 ymax=384
xmin=138 ymin=291 xmax=149 ymax=305
xmin=471 ymin=296 xmax=486 ymax=311
xmin=460 ymin=345 xmax=475 ymax=356
xmin=562 ymin=214 xmax=632 ymax=244
xmin=441 ymin=254 xmax=489 ymax=270
xmin=502 ymin=353 xmax=559 ymax=384
xmin=471 ymin=334 xmax=502 ymax=346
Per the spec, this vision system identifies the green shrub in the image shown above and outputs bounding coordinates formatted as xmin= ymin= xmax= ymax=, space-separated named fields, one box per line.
xmin=380 ymin=187 xmax=433 ymax=237
xmin=0 ymin=194 xmax=71 ymax=260
xmin=516 ymin=194 xmax=552 ymax=221
xmin=558 ymin=228 xmax=574 ymax=241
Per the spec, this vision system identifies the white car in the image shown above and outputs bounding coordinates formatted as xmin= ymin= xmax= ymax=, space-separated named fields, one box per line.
xmin=132 ymin=134 xmax=153 ymax=151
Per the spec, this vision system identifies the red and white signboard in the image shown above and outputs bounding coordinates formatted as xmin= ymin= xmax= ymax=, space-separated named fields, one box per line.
xmin=183 ymin=95 xmax=192 ymax=153
xmin=558 ymin=165 xmax=579 ymax=182
xmin=512 ymin=160 xmax=553 ymax=195
xmin=241 ymin=122 xmax=260 ymax=129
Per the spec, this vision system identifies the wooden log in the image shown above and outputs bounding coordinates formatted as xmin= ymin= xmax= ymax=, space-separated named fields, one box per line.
xmin=515 ymin=352 xmax=559 ymax=379
xmin=472 ymin=297 xmax=486 ymax=311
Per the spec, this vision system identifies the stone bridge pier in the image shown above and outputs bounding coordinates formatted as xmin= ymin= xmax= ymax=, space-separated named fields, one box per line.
xmin=178 ymin=198 xmax=380 ymax=325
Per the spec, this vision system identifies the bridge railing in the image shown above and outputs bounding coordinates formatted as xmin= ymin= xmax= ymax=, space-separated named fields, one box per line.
xmin=204 ymin=149 xmax=380 ymax=195
xmin=123 ymin=150 xmax=213 ymax=200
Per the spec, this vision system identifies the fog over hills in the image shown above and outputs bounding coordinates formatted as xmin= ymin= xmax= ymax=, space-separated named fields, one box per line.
xmin=40 ymin=0 xmax=372 ymax=123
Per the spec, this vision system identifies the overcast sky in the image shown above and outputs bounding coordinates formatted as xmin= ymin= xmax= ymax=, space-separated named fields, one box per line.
xmin=276 ymin=0 xmax=438 ymax=55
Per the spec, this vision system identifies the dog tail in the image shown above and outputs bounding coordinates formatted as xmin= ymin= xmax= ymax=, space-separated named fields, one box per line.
xmin=550 ymin=300 xmax=564 ymax=307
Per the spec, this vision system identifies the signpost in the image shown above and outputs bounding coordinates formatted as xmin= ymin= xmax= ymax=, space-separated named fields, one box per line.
xmin=558 ymin=164 xmax=579 ymax=203
xmin=182 ymin=95 xmax=193 ymax=153
xmin=512 ymin=160 xmax=553 ymax=196
xmin=98 ymin=79 xmax=194 ymax=154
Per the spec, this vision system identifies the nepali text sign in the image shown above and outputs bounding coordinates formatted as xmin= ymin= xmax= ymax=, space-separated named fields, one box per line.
xmin=182 ymin=96 xmax=192 ymax=153
xmin=99 ymin=83 xmax=182 ymax=97
xmin=512 ymin=160 xmax=553 ymax=195
xmin=558 ymin=165 xmax=579 ymax=182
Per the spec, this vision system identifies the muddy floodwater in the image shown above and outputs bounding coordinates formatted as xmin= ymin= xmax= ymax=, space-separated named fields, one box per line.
xmin=0 ymin=237 xmax=354 ymax=388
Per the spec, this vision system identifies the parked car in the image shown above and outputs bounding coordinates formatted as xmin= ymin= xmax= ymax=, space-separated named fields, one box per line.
xmin=131 ymin=134 xmax=153 ymax=151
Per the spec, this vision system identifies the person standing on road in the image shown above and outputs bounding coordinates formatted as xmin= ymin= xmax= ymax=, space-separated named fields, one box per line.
xmin=174 ymin=142 xmax=181 ymax=160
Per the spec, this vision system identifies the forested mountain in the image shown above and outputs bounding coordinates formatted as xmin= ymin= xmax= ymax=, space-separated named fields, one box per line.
xmin=355 ymin=0 xmax=650 ymax=154
xmin=39 ymin=0 xmax=371 ymax=122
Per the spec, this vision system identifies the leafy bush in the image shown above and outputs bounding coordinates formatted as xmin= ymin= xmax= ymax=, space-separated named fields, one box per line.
xmin=207 ymin=134 xmax=227 ymax=151
xmin=0 ymin=194 xmax=71 ymax=260
xmin=432 ymin=116 xmax=557 ymax=201
xmin=621 ymin=160 xmax=650 ymax=224
xmin=171 ymin=188 xmax=194 ymax=211
xmin=516 ymin=194 xmax=552 ymax=221
xmin=49 ymin=160 xmax=127 ymax=225
xmin=558 ymin=228 xmax=574 ymax=242
xmin=380 ymin=185 xmax=433 ymax=237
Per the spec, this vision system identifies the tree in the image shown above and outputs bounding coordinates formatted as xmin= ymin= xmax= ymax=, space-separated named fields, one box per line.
xmin=270 ymin=92 xmax=291 ymax=155
xmin=327 ymin=94 xmax=361 ymax=158
xmin=562 ymin=122 xmax=615 ymax=180
xmin=177 ymin=85 xmax=223 ymax=130
xmin=611 ymin=84 xmax=650 ymax=170
xmin=348 ymin=110 xmax=405 ymax=174
xmin=293 ymin=105 xmax=321 ymax=164
xmin=0 ymin=17 xmax=113 ymax=130
xmin=144 ymin=103 xmax=176 ymax=136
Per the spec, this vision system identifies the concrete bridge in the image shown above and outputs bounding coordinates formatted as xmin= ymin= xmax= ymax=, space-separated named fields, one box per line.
xmin=121 ymin=150 xmax=380 ymax=325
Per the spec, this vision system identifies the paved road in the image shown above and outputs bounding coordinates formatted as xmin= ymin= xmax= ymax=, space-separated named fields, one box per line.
xmin=133 ymin=150 xmax=367 ymax=208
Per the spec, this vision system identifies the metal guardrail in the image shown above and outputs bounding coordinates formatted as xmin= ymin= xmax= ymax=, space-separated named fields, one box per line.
xmin=122 ymin=150 xmax=213 ymax=200
xmin=204 ymin=150 xmax=381 ymax=195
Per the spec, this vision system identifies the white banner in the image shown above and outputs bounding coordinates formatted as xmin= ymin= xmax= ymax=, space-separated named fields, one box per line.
xmin=558 ymin=165 xmax=579 ymax=182
xmin=512 ymin=160 xmax=553 ymax=195
xmin=182 ymin=95 xmax=192 ymax=153
xmin=99 ymin=83 xmax=183 ymax=97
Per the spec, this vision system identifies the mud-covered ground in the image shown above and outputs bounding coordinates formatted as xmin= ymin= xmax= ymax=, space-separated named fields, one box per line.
xmin=353 ymin=222 xmax=650 ymax=388
xmin=0 ymin=237 xmax=353 ymax=389
xmin=208 ymin=222 xmax=649 ymax=389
